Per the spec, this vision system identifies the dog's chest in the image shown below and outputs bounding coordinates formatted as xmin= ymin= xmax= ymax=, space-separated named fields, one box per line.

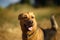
xmin=27 ymin=29 xmax=44 ymax=40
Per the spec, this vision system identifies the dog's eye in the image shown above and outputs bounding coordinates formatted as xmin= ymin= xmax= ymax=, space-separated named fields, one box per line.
xmin=31 ymin=16 xmax=34 ymax=18
xmin=24 ymin=17 xmax=27 ymax=18
xmin=24 ymin=16 xmax=27 ymax=19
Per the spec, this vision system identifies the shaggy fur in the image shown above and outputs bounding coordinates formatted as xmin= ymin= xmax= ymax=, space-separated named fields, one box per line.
xmin=18 ymin=12 xmax=58 ymax=40
xmin=18 ymin=12 xmax=44 ymax=40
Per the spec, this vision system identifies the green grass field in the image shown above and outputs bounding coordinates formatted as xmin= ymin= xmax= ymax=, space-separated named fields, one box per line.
xmin=0 ymin=4 xmax=60 ymax=40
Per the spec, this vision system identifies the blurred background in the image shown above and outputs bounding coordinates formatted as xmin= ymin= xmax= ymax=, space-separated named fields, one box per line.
xmin=0 ymin=0 xmax=60 ymax=40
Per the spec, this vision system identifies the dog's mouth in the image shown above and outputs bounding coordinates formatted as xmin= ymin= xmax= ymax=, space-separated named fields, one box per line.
xmin=24 ymin=24 xmax=33 ymax=31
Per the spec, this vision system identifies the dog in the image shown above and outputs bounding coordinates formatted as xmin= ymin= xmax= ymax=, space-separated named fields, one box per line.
xmin=18 ymin=12 xmax=44 ymax=40
xmin=18 ymin=12 xmax=58 ymax=40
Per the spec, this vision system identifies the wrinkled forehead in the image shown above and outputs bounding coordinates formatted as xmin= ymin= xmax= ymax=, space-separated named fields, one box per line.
xmin=24 ymin=12 xmax=35 ymax=17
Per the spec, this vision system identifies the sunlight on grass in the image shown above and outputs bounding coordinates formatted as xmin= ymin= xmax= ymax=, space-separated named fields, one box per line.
xmin=0 ymin=4 xmax=60 ymax=40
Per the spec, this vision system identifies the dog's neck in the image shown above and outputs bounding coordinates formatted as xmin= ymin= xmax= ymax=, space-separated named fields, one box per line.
xmin=22 ymin=26 xmax=38 ymax=40
xmin=27 ymin=27 xmax=38 ymax=37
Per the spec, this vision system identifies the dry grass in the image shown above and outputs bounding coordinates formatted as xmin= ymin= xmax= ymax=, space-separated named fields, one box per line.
xmin=0 ymin=4 xmax=60 ymax=40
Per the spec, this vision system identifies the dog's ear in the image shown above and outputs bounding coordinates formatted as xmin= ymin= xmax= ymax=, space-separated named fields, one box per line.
xmin=18 ymin=13 xmax=23 ymax=20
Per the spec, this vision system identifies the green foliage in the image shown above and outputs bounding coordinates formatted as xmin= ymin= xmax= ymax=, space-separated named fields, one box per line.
xmin=0 ymin=7 xmax=3 ymax=12
xmin=25 ymin=0 xmax=30 ymax=4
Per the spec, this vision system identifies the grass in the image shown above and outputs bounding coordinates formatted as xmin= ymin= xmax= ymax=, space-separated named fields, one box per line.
xmin=0 ymin=4 xmax=60 ymax=40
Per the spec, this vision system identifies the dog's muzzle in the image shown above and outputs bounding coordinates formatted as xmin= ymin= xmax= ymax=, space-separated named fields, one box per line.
xmin=24 ymin=20 xmax=33 ymax=31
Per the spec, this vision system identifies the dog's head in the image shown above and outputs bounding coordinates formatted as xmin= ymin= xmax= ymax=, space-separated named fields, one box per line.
xmin=18 ymin=12 xmax=37 ymax=31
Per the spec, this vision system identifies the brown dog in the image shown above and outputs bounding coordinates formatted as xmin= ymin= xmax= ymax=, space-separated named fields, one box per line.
xmin=18 ymin=12 xmax=58 ymax=40
xmin=18 ymin=12 xmax=44 ymax=40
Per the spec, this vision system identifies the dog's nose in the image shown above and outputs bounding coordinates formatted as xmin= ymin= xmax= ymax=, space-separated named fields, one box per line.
xmin=28 ymin=20 xmax=33 ymax=24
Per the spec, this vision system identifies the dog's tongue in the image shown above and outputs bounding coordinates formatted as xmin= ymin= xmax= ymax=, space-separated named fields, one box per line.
xmin=28 ymin=27 xmax=32 ymax=31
